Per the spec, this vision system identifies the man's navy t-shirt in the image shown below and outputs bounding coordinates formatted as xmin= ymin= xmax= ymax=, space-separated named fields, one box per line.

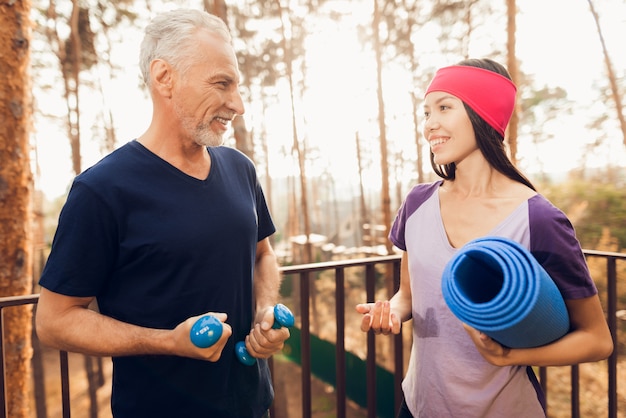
xmin=40 ymin=141 xmax=276 ymax=417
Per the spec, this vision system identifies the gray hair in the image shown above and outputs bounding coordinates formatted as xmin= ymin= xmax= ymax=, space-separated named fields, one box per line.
xmin=139 ymin=9 xmax=232 ymax=87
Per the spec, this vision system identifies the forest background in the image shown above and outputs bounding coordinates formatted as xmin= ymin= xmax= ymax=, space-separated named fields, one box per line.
xmin=27 ymin=0 xmax=626 ymax=259
xmin=0 ymin=0 xmax=625 ymax=417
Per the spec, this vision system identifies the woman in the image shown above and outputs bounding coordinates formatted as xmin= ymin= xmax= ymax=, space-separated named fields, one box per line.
xmin=356 ymin=58 xmax=613 ymax=417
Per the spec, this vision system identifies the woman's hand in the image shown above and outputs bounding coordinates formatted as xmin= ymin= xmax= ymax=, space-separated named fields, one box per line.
xmin=463 ymin=324 xmax=511 ymax=366
xmin=356 ymin=300 xmax=402 ymax=335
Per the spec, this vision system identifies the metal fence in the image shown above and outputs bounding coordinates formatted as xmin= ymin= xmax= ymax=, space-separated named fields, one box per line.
xmin=0 ymin=250 xmax=623 ymax=418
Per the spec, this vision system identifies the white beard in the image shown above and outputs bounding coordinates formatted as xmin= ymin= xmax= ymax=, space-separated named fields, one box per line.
xmin=173 ymin=101 xmax=224 ymax=148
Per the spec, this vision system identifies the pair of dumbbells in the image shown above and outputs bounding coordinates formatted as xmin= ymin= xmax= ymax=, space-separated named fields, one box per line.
xmin=189 ymin=303 xmax=294 ymax=365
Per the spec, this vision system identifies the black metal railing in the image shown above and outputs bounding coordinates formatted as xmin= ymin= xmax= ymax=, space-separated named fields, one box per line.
xmin=0 ymin=250 xmax=623 ymax=418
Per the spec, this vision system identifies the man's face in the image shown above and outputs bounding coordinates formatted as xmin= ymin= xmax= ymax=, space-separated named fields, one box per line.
xmin=171 ymin=30 xmax=244 ymax=147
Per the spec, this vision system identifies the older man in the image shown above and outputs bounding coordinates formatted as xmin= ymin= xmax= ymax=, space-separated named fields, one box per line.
xmin=36 ymin=9 xmax=288 ymax=418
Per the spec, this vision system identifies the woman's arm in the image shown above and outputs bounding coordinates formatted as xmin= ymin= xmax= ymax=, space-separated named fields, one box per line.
xmin=465 ymin=294 xmax=613 ymax=367
xmin=356 ymin=251 xmax=413 ymax=335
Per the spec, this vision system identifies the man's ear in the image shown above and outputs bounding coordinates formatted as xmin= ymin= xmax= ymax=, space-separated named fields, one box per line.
xmin=150 ymin=59 xmax=174 ymax=98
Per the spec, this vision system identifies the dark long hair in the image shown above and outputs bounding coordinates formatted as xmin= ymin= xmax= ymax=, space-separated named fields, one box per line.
xmin=430 ymin=58 xmax=536 ymax=191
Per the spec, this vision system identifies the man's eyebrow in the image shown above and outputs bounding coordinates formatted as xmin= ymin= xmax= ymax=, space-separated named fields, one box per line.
xmin=209 ymin=73 xmax=231 ymax=81
xmin=210 ymin=72 xmax=240 ymax=84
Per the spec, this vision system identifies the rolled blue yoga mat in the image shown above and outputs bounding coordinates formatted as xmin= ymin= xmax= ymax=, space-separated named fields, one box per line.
xmin=441 ymin=236 xmax=570 ymax=348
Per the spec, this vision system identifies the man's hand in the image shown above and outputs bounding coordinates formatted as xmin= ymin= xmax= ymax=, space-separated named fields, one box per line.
xmin=244 ymin=306 xmax=290 ymax=359
xmin=175 ymin=312 xmax=232 ymax=362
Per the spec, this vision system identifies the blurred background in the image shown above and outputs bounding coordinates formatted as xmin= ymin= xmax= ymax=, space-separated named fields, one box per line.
xmin=25 ymin=0 xmax=626 ymax=265
xmin=1 ymin=0 xmax=625 ymax=417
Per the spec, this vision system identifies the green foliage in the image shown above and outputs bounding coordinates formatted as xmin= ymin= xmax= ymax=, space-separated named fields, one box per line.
xmin=541 ymin=178 xmax=626 ymax=251
xmin=280 ymin=274 xmax=293 ymax=298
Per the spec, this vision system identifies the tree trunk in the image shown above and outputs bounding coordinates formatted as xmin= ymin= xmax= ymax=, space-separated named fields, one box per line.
xmin=68 ymin=0 xmax=82 ymax=175
xmin=506 ymin=0 xmax=519 ymax=164
xmin=355 ymin=132 xmax=369 ymax=246
xmin=205 ymin=0 xmax=255 ymax=161
xmin=372 ymin=0 xmax=391 ymax=248
xmin=411 ymin=91 xmax=425 ymax=183
xmin=31 ymin=190 xmax=48 ymax=417
xmin=373 ymin=0 xmax=394 ymax=297
xmin=47 ymin=3 xmax=104 ymax=415
xmin=586 ymin=0 xmax=626 ymax=148
xmin=261 ymin=123 xmax=273 ymax=245
xmin=0 ymin=2 xmax=34 ymax=417
xmin=275 ymin=0 xmax=312 ymax=264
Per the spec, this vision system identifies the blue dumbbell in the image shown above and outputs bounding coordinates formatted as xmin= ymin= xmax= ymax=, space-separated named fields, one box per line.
xmin=190 ymin=315 xmax=223 ymax=348
xmin=235 ymin=303 xmax=294 ymax=366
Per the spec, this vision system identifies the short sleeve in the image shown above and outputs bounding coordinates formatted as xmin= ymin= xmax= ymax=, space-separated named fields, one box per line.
xmin=528 ymin=195 xmax=597 ymax=300
xmin=255 ymin=179 xmax=275 ymax=241
xmin=389 ymin=181 xmax=441 ymax=250
xmin=39 ymin=180 xmax=118 ymax=296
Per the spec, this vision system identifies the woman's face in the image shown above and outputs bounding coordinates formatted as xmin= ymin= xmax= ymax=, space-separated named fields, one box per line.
xmin=423 ymin=91 xmax=478 ymax=166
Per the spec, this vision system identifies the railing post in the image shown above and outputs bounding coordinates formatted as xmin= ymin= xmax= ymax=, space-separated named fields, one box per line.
xmin=60 ymin=351 xmax=71 ymax=418
xmin=335 ymin=268 xmax=346 ymax=418
xmin=571 ymin=365 xmax=579 ymax=418
xmin=392 ymin=258 xmax=403 ymax=415
xmin=300 ymin=271 xmax=312 ymax=418
xmin=365 ymin=264 xmax=376 ymax=418
xmin=0 ymin=295 xmax=41 ymax=418
xmin=0 ymin=307 xmax=6 ymax=418
xmin=607 ymin=256 xmax=617 ymax=418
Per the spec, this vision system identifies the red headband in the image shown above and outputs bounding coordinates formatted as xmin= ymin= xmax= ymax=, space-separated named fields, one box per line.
xmin=425 ymin=65 xmax=517 ymax=137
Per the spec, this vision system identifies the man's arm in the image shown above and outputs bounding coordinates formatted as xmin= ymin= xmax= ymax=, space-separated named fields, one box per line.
xmin=253 ymin=237 xmax=282 ymax=314
xmin=35 ymin=287 xmax=232 ymax=361
xmin=245 ymin=237 xmax=289 ymax=358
